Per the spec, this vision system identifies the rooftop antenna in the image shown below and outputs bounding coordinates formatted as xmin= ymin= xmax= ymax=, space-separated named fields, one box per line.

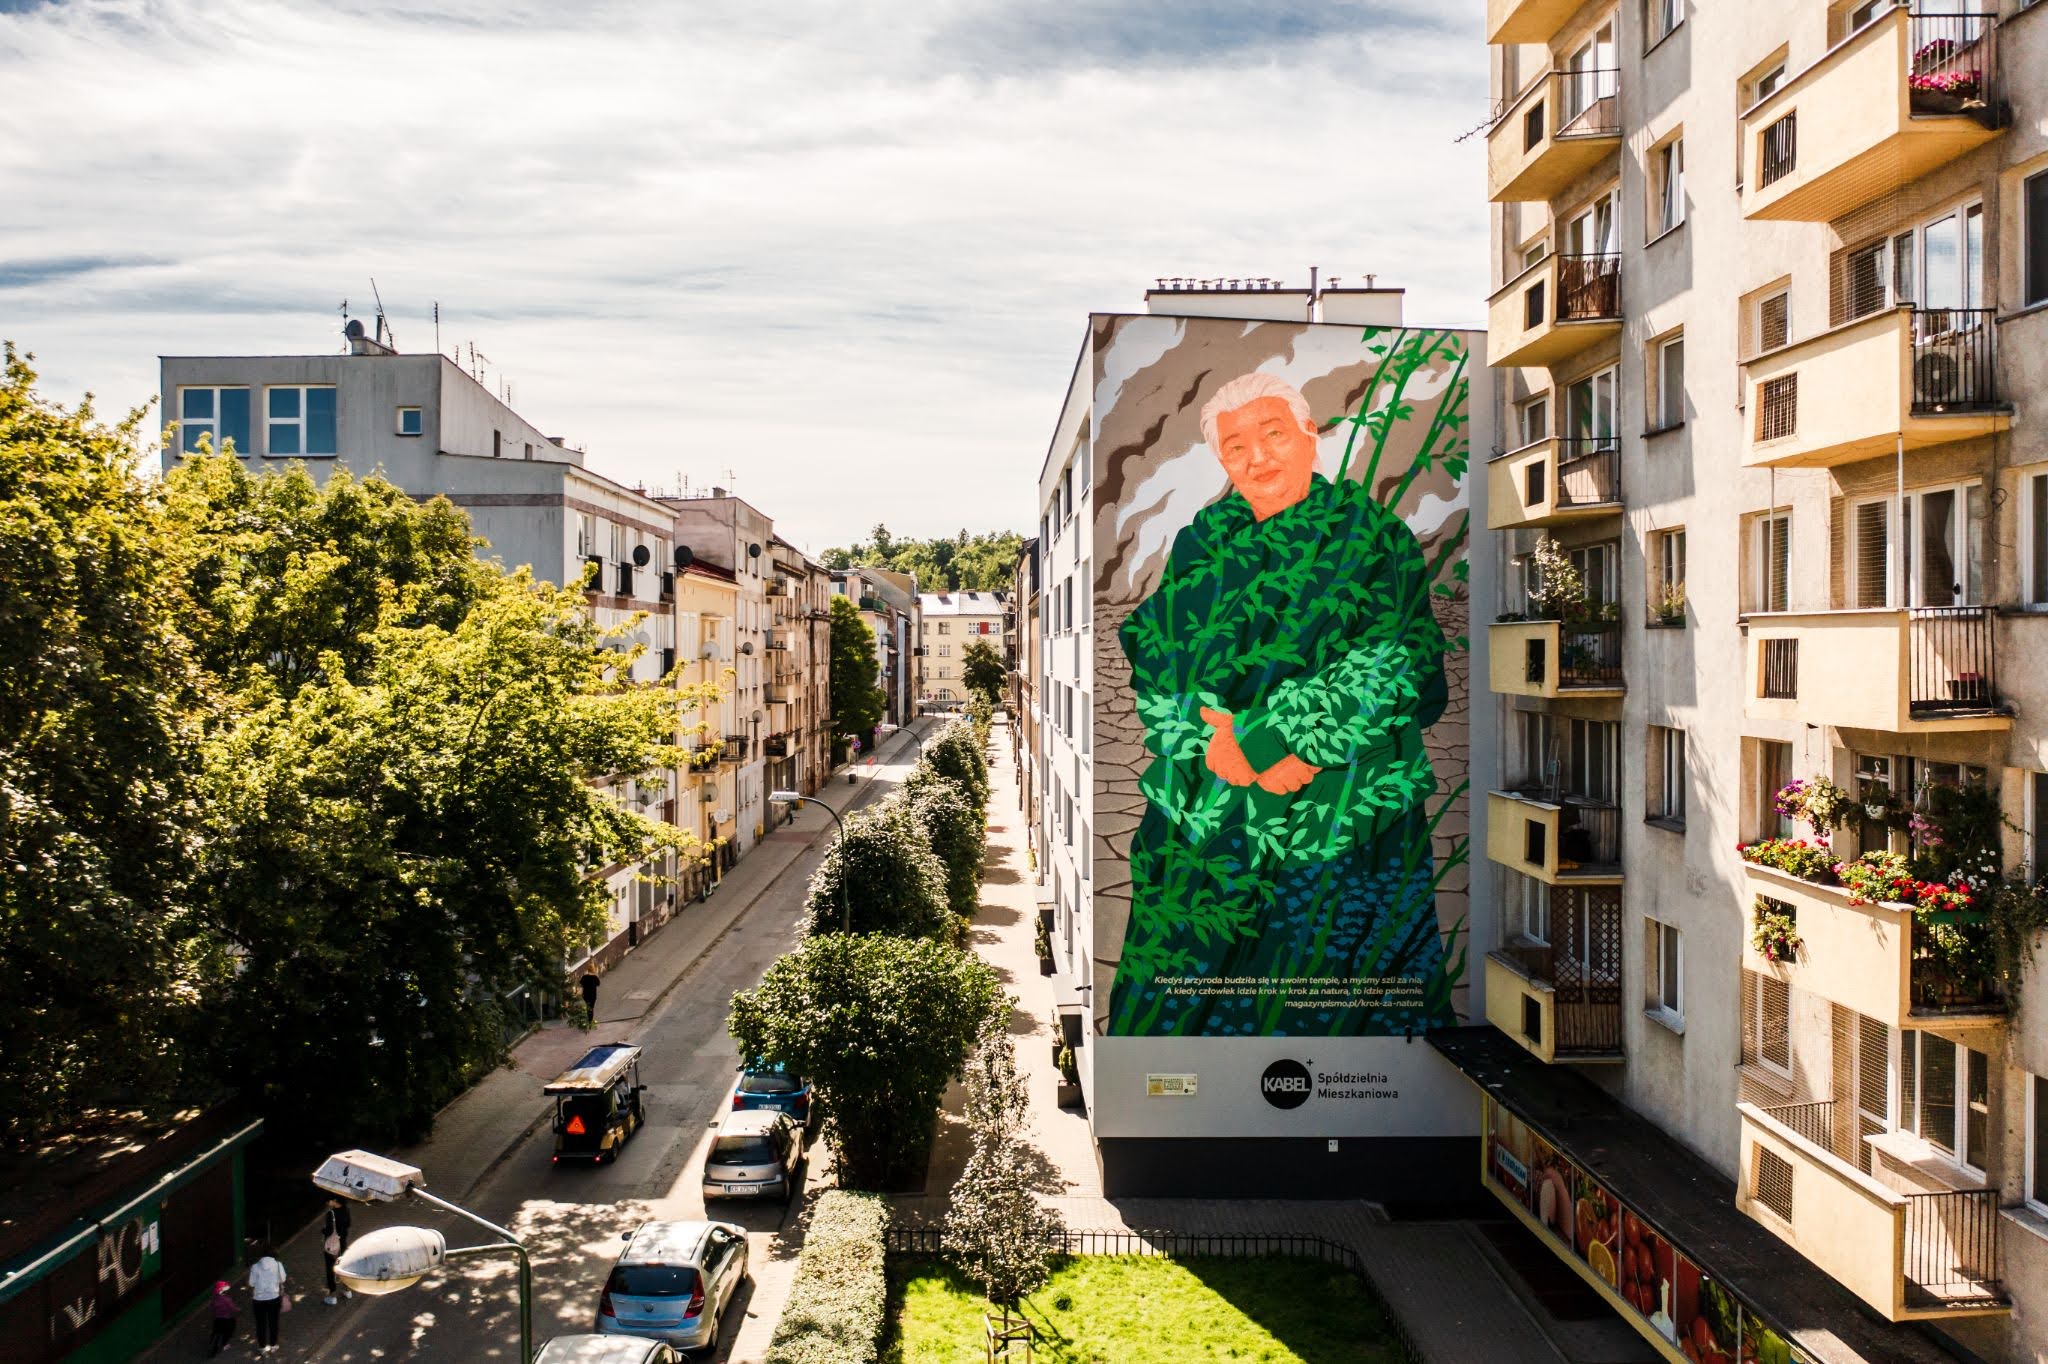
xmin=370 ymin=278 xmax=394 ymax=349
xmin=433 ymin=301 xmax=441 ymax=355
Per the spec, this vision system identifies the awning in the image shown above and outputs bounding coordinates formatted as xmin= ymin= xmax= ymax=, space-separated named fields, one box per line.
xmin=1429 ymin=1027 xmax=1966 ymax=1364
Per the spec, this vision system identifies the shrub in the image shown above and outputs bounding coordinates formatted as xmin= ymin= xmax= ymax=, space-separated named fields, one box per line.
xmin=765 ymin=1190 xmax=889 ymax=1364
xmin=904 ymin=769 xmax=986 ymax=922
xmin=1736 ymin=838 xmax=1837 ymax=884
xmin=802 ymin=795 xmax=952 ymax=940
xmin=925 ymin=719 xmax=990 ymax=814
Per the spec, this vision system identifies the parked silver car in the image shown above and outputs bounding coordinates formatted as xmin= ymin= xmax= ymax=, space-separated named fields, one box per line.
xmin=701 ymin=1109 xmax=803 ymax=1203
xmin=535 ymin=1335 xmax=679 ymax=1363
xmin=595 ymin=1221 xmax=748 ymax=1354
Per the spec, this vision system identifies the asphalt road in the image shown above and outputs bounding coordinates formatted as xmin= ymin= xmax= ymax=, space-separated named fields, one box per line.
xmin=307 ymin=741 xmax=924 ymax=1363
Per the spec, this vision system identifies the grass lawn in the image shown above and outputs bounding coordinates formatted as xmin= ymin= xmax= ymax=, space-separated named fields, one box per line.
xmin=884 ymin=1254 xmax=1409 ymax=1364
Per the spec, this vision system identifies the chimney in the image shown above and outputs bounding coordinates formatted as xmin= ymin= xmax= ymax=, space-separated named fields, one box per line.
xmin=711 ymin=486 xmax=727 ymax=498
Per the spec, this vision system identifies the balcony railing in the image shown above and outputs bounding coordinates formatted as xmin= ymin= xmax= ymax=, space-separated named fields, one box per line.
xmin=720 ymin=734 xmax=749 ymax=763
xmin=1494 ymin=887 xmax=1623 ymax=1055
xmin=1488 ymin=69 xmax=1622 ymax=202
xmin=1760 ymin=110 xmax=1797 ymax=187
xmin=1908 ymin=605 xmax=1996 ymax=715
xmin=1910 ymin=309 xmax=2000 ymax=411
xmin=1556 ymin=254 xmax=1620 ymax=320
xmin=766 ymin=577 xmax=790 ymax=597
xmin=1907 ymin=9 xmax=2001 ymax=121
xmin=1555 ymin=618 xmax=1622 ymax=687
xmin=1905 ymin=1188 xmax=2005 ymax=1311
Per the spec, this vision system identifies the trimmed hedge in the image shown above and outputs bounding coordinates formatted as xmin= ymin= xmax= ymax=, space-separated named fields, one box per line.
xmin=766 ymin=1190 xmax=890 ymax=1364
xmin=903 ymin=766 xmax=986 ymax=922
xmin=802 ymin=795 xmax=952 ymax=940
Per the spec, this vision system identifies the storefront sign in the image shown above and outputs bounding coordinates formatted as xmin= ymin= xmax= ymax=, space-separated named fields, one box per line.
xmin=1484 ymin=1096 xmax=1815 ymax=1364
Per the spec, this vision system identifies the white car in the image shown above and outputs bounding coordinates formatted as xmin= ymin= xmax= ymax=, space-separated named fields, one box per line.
xmin=535 ymin=1336 xmax=680 ymax=1363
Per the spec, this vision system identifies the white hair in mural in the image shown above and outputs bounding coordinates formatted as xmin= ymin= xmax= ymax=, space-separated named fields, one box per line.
xmin=1197 ymin=371 xmax=1313 ymax=450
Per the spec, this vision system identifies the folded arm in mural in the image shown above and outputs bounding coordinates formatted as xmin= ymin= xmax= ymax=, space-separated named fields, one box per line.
xmin=1109 ymin=337 xmax=1468 ymax=1038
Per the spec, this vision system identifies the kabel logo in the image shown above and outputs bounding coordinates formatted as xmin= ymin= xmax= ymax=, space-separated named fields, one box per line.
xmin=1259 ymin=1058 xmax=1313 ymax=1110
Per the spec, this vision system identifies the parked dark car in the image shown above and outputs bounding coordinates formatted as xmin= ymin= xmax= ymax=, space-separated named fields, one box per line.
xmin=731 ymin=1063 xmax=813 ymax=1128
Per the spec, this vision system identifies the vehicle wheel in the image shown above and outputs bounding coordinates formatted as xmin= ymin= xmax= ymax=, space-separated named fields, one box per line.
xmin=602 ymin=1143 xmax=617 ymax=1165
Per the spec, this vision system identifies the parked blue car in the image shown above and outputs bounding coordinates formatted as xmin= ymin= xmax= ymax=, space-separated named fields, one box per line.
xmin=731 ymin=1063 xmax=813 ymax=1127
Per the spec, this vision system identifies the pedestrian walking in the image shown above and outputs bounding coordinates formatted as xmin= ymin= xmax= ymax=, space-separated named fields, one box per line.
xmin=579 ymin=969 xmax=601 ymax=1028
xmin=248 ymin=1246 xmax=287 ymax=1353
xmin=206 ymin=1281 xmax=238 ymax=1356
xmin=321 ymin=1198 xmax=353 ymax=1305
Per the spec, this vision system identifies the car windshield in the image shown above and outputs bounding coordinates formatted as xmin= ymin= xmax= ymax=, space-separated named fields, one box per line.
xmin=607 ymin=1265 xmax=699 ymax=1298
xmin=740 ymin=1071 xmax=800 ymax=1094
xmin=711 ymin=1134 xmax=777 ymax=1163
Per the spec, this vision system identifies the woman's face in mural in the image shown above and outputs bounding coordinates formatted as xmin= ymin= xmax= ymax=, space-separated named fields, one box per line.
xmin=1212 ymin=395 xmax=1319 ymax=520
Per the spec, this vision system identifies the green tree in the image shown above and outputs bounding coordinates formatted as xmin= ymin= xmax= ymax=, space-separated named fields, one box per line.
xmin=802 ymin=795 xmax=952 ymax=940
xmin=0 ymin=346 xmax=205 ymax=1145
xmin=925 ymin=719 xmax=990 ymax=815
xmin=818 ymin=528 xmax=1025 ymax=592
xmin=829 ymin=594 xmax=885 ymax=761
xmin=903 ymin=766 xmax=986 ymax=924
xmin=729 ymin=933 xmax=1002 ymax=1189
xmin=942 ymin=1017 xmax=1065 ymax=1310
xmin=960 ymin=639 xmax=1006 ymax=708
xmin=171 ymin=457 xmax=711 ymax=1144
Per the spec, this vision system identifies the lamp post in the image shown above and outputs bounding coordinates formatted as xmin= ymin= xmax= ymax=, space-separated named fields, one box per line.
xmin=312 ymin=1150 xmax=533 ymax=1364
xmin=770 ymin=788 xmax=849 ymax=933
xmin=876 ymin=721 xmax=925 ymax=757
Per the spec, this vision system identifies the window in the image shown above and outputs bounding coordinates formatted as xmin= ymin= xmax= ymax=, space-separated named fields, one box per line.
xmin=1564 ymin=368 xmax=1618 ymax=453
xmin=1570 ymin=542 xmax=1619 ymax=608
xmin=2030 ymin=1073 xmax=2048 ymax=1214
xmin=1743 ymin=968 xmax=1791 ymax=1076
xmin=2026 ymin=470 xmax=2048 ymax=607
xmin=1903 ymin=483 xmax=1980 ymax=606
xmin=1755 ymin=291 xmax=1789 ymax=354
xmin=1851 ymin=497 xmax=1893 ymax=607
xmin=1650 ymin=726 xmax=1687 ymax=825
xmin=1750 ymin=512 xmax=1790 ymax=613
xmin=1757 ymin=741 xmax=1795 ymax=839
xmin=1653 ymin=137 xmax=1686 ymax=234
xmin=1903 ymin=1034 xmax=1990 ymax=1169
xmin=1078 ymin=449 xmax=1091 ymax=493
xmin=1646 ymin=0 xmax=1682 ymax=45
xmin=267 ymin=385 xmax=337 ymax=456
xmin=1080 ymin=562 xmax=1092 ymax=626
xmin=1515 ymin=396 xmax=1549 ymax=446
xmin=1647 ymin=918 xmax=1683 ymax=1021
xmin=396 ymin=405 xmax=423 ymax=436
xmin=937 ymin=644 xmax=949 ymax=658
xmin=2027 ymin=170 xmax=2048 ymax=308
xmin=1063 ymin=464 xmax=1075 ymax=522
xmin=178 ymin=386 xmax=252 ymax=456
xmin=1521 ymin=238 xmax=1549 ymax=271
xmin=1561 ymin=24 xmax=1617 ymax=126
xmin=1653 ymin=333 xmax=1685 ymax=429
xmin=937 ymin=621 xmax=950 ymax=635
xmin=1748 ymin=60 xmax=1786 ymax=106
xmin=1653 ymin=527 xmax=1686 ymax=621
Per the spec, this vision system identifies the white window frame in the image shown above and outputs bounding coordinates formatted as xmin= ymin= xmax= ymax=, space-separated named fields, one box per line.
xmin=1651 ymin=725 xmax=1687 ymax=825
xmin=1902 ymin=1033 xmax=1989 ymax=1174
xmin=1654 ymin=333 xmax=1685 ymax=429
xmin=2028 ymin=1072 xmax=2048 ymax=1216
xmin=1750 ymin=511 xmax=1791 ymax=613
xmin=1754 ymin=288 xmax=1790 ymax=355
xmin=1646 ymin=0 xmax=1683 ymax=45
xmin=1903 ymin=481 xmax=1978 ymax=607
xmin=1563 ymin=192 xmax=1618 ymax=259
xmin=1849 ymin=495 xmax=1894 ymax=609
xmin=2023 ymin=468 xmax=2048 ymax=609
xmin=1564 ymin=366 xmax=1619 ymax=450
xmin=1654 ymin=136 xmax=1686 ymax=235
xmin=1654 ymin=527 xmax=1687 ymax=602
xmin=1647 ymin=917 xmax=1684 ymax=1024
xmin=1744 ymin=968 xmax=1793 ymax=1080
xmin=396 ymin=405 xmax=423 ymax=437
xmin=177 ymin=385 xmax=252 ymax=455
xmin=2026 ymin=168 xmax=2048 ymax=309
xmin=265 ymin=384 xmax=337 ymax=457
xmin=1515 ymin=395 xmax=1549 ymax=447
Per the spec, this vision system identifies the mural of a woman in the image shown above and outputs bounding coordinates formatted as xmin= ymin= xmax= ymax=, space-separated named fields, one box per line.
xmin=1108 ymin=369 xmax=1458 ymax=1038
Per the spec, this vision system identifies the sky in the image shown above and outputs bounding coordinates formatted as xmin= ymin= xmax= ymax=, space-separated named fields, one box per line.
xmin=0 ymin=0 xmax=1488 ymax=553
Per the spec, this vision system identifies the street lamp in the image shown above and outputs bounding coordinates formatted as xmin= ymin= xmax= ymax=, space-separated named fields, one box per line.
xmin=770 ymin=789 xmax=850 ymax=933
xmin=312 ymin=1150 xmax=534 ymax=1364
xmin=876 ymin=721 xmax=925 ymax=756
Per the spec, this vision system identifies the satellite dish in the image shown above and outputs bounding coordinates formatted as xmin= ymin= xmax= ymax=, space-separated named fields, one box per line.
xmin=632 ymin=545 xmax=651 ymax=567
xmin=748 ymin=543 xmax=761 ymax=558
xmin=674 ymin=546 xmax=695 ymax=569
xmin=344 ymin=319 xmax=366 ymax=339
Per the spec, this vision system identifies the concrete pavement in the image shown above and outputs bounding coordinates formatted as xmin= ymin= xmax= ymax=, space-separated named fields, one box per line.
xmin=140 ymin=724 xmax=932 ymax=1364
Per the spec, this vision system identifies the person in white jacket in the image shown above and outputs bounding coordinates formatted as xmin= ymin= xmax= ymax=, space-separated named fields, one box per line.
xmin=247 ymin=1247 xmax=288 ymax=1353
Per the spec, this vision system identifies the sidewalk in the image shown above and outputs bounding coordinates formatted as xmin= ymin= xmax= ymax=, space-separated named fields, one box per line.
xmin=138 ymin=725 xmax=931 ymax=1363
xmin=896 ymin=720 xmax=1570 ymax=1364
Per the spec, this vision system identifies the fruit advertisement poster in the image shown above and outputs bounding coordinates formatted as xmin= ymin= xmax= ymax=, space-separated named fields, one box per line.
xmin=1481 ymin=1098 xmax=1818 ymax=1364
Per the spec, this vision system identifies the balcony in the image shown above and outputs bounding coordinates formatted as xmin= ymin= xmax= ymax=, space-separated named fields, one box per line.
xmin=1486 ymin=438 xmax=1621 ymax=531
xmin=763 ymin=735 xmax=790 ymax=759
xmin=1741 ymin=6 xmax=2005 ymax=222
xmin=720 ymin=734 xmax=749 ymax=763
xmin=1740 ymin=860 xmax=2004 ymax=1031
xmin=1485 ymin=790 xmax=1621 ymax=886
xmin=1743 ymin=608 xmax=2010 ymax=734
xmin=1744 ymin=307 xmax=2009 ymax=469
xmin=1486 ymin=0 xmax=1581 ymax=45
xmin=1483 ymin=892 xmax=1623 ymax=1065
xmin=1487 ymin=253 xmax=1622 ymax=368
xmin=1487 ymin=618 xmax=1623 ymax=699
xmin=1737 ymin=1102 xmax=2008 ymax=1320
xmin=763 ymin=632 xmax=790 ymax=652
xmin=1488 ymin=70 xmax=1621 ymax=202
xmin=766 ymin=577 xmax=790 ymax=598
xmin=765 ymin=684 xmax=795 ymax=705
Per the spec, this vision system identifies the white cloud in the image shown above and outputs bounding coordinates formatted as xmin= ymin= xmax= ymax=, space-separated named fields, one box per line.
xmin=0 ymin=0 xmax=1487 ymax=552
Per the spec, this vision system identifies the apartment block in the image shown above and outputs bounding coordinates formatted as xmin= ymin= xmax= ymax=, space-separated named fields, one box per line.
xmin=831 ymin=566 xmax=923 ymax=730
xmin=1466 ymin=0 xmax=2048 ymax=1358
xmin=1009 ymin=539 xmax=1043 ymax=877
xmin=767 ymin=534 xmax=834 ymax=798
xmin=917 ymin=589 xmax=1006 ymax=703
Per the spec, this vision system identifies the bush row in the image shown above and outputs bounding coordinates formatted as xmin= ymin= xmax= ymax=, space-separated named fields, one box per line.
xmin=764 ymin=1190 xmax=891 ymax=1364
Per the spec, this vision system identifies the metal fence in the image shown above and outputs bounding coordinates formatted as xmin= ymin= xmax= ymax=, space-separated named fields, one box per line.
xmin=1907 ymin=605 xmax=1995 ymax=714
xmin=1910 ymin=308 xmax=2000 ymax=411
xmin=1554 ymin=440 xmax=1620 ymax=507
xmin=1760 ymin=638 xmax=1799 ymax=700
xmin=1907 ymin=9 xmax=2001 ymax=122
xmin=1552 ymin=69 xmax=1621 ymax=137
xmin=1558 ymin=620 xmax=1623 ymax=687
xmin=1759 ymin=112 xmax=1797 ymax=186
xmin=1760 ymin=1098 xmax=1838 ymax=1155
xmin=1557 ymin=254 xmax=1621 ymax=320
xmin=885 ymin=1226 xmax=1429 ymax=1363
xmin=1904 ymin=1189 xmax=2004 ymax=1309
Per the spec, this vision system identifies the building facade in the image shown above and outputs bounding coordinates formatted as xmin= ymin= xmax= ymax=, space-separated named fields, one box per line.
xmin=1030 ymin=282 xmax=1492 ymax=1198
xmin=674 ymin=560 xmax=741 ymax=897
xmin=662 ymin=493 xmax=775 ymax=855
xmin=765 ymin=535 xmax=833 ymax=798
xmin=831 ymin=565 xmax=922 ymax=730
xmin=1010 ymin=537 xmax=1043 ymax=875
xmin=918 ymin=589 xmax=1006 ymax=703
xmin=1458 ymin=1 xmax=2048 ymax=1359
xmin=160 ymin=331 xmax=689 ymax=973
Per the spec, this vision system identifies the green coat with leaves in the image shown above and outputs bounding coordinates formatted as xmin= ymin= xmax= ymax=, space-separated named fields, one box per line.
xmin=1109 ymin=473 xmax=1454 ymax=1037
